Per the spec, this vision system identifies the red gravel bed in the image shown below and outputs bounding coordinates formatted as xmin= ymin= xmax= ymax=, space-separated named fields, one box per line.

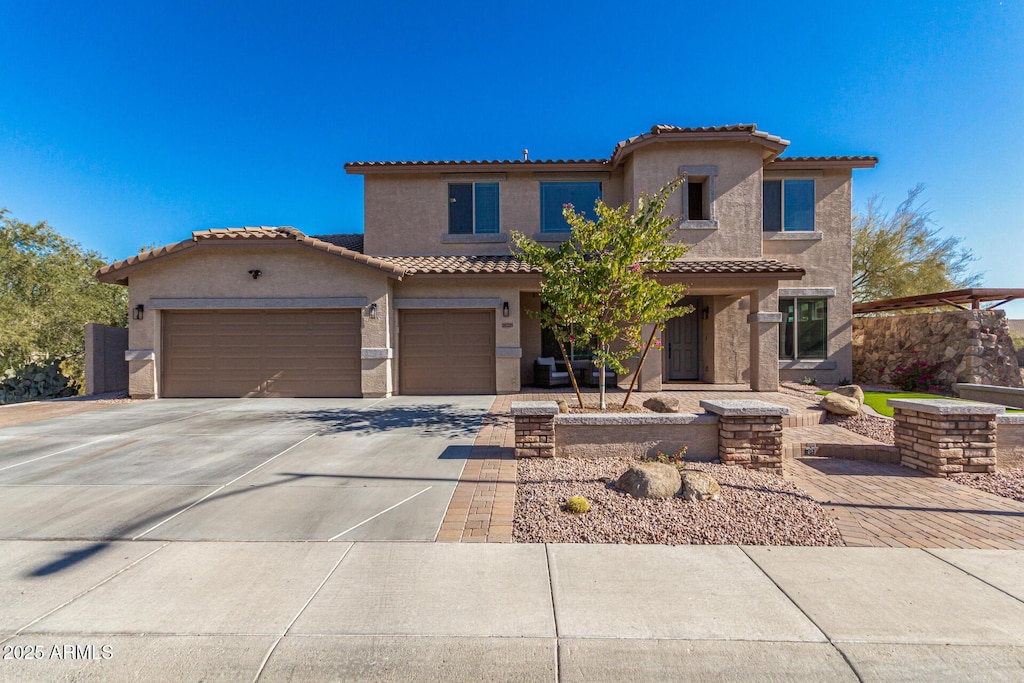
xmin=514 ymin=456 xmax=844 ymax=546
xmin=951 ymin=468 xmax=1024 ymax=504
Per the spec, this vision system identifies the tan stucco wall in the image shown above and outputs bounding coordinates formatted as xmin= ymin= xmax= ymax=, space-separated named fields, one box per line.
xmin=519 ymin=292 xmax=542 ymax=385
xmin=555 ymin=420 xmax=719 ymax=460
xmin=123 ymin=243 xmax=392 ymax=398
xmin=627 ymin=142 xmax=765 ymax=259
xmin=997 ymin=422 xmax=1024 ymax=469
xmin=393 ymin=276 xmax=536 ymax=393
xmin=363 ymin=171 xmax=624 ymax=256
xmin=763 ymin=170 xmax=853 ymax=384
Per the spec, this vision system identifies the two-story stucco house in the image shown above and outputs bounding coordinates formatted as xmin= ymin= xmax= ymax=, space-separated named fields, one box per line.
xmin=96 ymin=124 xmax=876 ymax=399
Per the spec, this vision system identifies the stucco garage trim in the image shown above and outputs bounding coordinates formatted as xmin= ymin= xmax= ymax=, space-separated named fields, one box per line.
xmin=394 ymin=298 xmax=501 ymax=309
xmin=149 ymin=297 xmax=368 ymax=309
xmin=361 ymin=348 xmax=394 ymax=360
xmin=125 ymin=349 xmax=155 ymax=361
xmin=779 ymin=287 xmax=836 ymax=298
xmin=496 ymin=347 xmax=522 ymax=358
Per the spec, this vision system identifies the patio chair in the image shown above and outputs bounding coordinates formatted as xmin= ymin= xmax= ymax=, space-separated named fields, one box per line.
xmin=534 ymin=357 xmax=571 ymax=388
xmin=581 ymin=361 xmax=618 ymax=388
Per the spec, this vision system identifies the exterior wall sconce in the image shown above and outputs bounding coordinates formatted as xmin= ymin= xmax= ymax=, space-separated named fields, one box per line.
xmin=248 ymin=269 xmax=262 ymax=279
xmin=368 ymin=303 xmax=378 ymax=319
xmin=502 ymin=301 xmax=510 ymax=318
xmin=133 ymin=304 xmax=144 ymax=320
xmin=702 ymin=305 xmax=710 ymax=320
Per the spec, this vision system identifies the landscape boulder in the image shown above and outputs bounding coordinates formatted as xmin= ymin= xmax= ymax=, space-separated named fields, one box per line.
xmin=616 ymin=462 xmax=681 ymax=499
xmin=643 ymin=395 xmax=681 ymax=413
xmin=820 ymin=392 xmax=861 ymax=416
xmin=557 ymin=399 xmax=570 ymax=414
xmin=833 ymin=384 xmax=865 ymax=405
xmin=680 ymin=471 xmax=721 ymax=502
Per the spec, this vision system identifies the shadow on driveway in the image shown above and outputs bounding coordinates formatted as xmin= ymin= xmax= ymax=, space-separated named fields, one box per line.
xmin=276 ymin=404 xmax=501 ymax=438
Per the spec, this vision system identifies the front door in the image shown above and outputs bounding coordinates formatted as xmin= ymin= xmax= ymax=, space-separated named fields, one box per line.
xmin=665 ymin=298 xmax=701 ymax=381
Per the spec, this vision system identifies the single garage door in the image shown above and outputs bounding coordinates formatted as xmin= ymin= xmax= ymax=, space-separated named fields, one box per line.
xmin=399 ymin=310 xmax=495 ymax=394
xmin=161 ymin=309 xmax=362 ymax=398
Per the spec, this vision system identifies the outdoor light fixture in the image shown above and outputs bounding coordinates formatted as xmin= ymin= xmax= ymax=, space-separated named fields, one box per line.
xmin=368 ymin=303 xmax=378 ymax=319
xmin=502 ymin=301 xmax=510 ymax=317
xmin=702 ymin=305 xmax=710 ymax=320
xmin=248 ymin=269 xmax=262 ymax=280
xmin=133 ymin=304 xmax=144 ymax=320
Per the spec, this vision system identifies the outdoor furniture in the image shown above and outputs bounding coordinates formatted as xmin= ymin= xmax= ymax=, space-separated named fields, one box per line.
xmin=534 ymin=357 xmax=571 ymax=388
xmin=581 ymin=361 xmax=618 ymax=388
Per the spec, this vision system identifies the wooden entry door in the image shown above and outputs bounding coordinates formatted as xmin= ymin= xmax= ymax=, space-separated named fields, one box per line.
xmin=665 ymin=299 xmax=701 ymax=381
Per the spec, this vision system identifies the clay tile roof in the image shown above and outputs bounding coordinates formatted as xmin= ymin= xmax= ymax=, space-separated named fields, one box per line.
xmin=313 ymin=233 xmax=365 ymax=252
xmin=94 ymin=227 xmax=405 ymax=284
xmin=369 ymin=255 xmax=804 ymax=277
xmin=345 ymin=158 xmax=609 ymax=173
xmin=768 ymin=155 xmax=878 ymax=169
xmin=610 ymin=124 xmax=790 ymax=166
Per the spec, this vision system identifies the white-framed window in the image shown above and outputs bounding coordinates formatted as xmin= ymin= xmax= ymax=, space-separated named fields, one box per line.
xmin=780 ymin=297 xmax=827 ymax=360
xmin=678 ymin=165 xmax=718 ymax=225
xmin=448 ymin=182 xmax=499 ymax=234
xmin=539 ymin=181 xmax=602 ymax=233
xmin=763 ymin=179 xmax=815 ymax=232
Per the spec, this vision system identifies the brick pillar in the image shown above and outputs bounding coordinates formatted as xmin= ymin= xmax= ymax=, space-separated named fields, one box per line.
xmin=510 ymin=401 xmax=559 ymax=458
xmin=890 ymin=399 xmax=1004 ymax=477
xmin=699 ymin=400 xmax=789 ymax=476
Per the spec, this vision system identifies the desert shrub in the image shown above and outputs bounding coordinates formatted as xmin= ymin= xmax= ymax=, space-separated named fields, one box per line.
xmin=800 ymin=376 xmax=818 ymax=386
xmin=0 ymin=358 xmax=79 ymax=405
xmin=564 ymin=496 xmax=590 ymax=514
xmin=892 ymin=359 xmax=943 ymax=392
xmin=647 ymin=446 xmax=688 ymax=465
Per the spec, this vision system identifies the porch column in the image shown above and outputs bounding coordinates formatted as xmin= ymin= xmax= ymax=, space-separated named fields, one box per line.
xmin=747 ymin=287 xmax=782 ymax=392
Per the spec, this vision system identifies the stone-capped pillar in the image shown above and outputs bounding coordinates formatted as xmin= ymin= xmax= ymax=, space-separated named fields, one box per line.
xmin=747 ymin=287 xmax=782 ymax=392
xmin=511 ymin=401 xmax=559 ymax=458
xmin=889 ymin=399 xmax=1004 ymax=477
xmin=700 ymin=399 xmax=789 ymax=476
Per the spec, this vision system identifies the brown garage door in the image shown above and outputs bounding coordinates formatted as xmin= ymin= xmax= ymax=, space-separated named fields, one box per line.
xmin=161 ymin=309 xmax=362 ymax=398
xmin=399 ymin=310 xmax=495 ymax=395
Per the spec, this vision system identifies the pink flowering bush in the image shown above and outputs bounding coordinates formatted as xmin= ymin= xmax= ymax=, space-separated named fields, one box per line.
xmin=892 ymin=359 xmax=943 ymax=392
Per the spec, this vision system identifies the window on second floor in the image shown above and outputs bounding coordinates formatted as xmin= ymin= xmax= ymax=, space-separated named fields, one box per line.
xmin=540 ymin=181 xmax=602 ymax=233
xmin=678 ymin=165 xmax=718 ymax=224
xmin=763 ymin=179 xmax=815 ymax=232
xmin=448 ymin=182 xmax=499 ymax=234
xmin=780 ymin=297 xmax=827 ymax=360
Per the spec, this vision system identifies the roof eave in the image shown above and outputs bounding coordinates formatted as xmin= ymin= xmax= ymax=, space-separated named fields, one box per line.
xmin=345 ymin=161 xmax=610 ymax=175
xmin=609 ymin=131 xmax=791 ymax=168
xmin=767 ymin=157 xmax=879 ymax=170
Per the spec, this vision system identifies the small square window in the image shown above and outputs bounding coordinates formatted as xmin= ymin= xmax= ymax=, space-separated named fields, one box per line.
xmin=763 ymin=179 xmax=815 ymax=232
xmin=448 ymin=182 xmax=500 ymax=234
xmin=686 ymin=178 xmax=708 ymax=221
xmin=678 ymin=166 xmax=717 ymax=225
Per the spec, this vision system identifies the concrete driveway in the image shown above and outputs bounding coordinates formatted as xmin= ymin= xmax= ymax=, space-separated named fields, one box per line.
xmin=0 ymin=396 xmax=494 ymax=543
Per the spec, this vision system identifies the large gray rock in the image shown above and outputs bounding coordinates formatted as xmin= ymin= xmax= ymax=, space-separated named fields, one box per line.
xmin=834 ymin=384 xmax=865 ymax=405
xmin=643 ymin=395 xmax=681 ymax=413
xmin=680 ymin=471 xmax=721 ymax=502
xmin=616 ymin=462 xmax=681 ymax=499
xmin=557 ymin=399 xmax=570 ymax=414
xmin=820 ymin=392 xmax=861 ymax=416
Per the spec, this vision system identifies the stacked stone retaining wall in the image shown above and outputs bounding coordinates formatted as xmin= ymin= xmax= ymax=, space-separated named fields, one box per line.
xmin=854 ymin=310 xmax=1021 ymax=389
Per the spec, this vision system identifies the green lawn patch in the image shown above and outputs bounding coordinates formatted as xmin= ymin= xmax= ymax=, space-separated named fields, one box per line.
xmin=815 ymin=389 xmax=1023 ymax=418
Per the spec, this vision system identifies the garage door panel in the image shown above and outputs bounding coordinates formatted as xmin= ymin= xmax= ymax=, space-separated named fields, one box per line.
xmin=399 ymin=310 xmax=495 ymax=395
xmin=162 ymin=310 xmax=361 ymax=398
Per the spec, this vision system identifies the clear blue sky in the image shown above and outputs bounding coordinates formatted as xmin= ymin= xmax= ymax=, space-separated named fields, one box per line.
xmin=2 ymin=1 xmax=1022 ymax=315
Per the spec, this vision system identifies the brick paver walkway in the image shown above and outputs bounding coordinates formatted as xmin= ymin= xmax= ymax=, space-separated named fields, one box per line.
xmin=786 ymin=456 xmax=1024 ymax=549
xmin=437 ymin=396 xmax=516 ymax=543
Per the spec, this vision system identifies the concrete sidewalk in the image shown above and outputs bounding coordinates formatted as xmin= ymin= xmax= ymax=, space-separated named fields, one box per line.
xmin=3 ymin=541 xmax=1024 ymax=681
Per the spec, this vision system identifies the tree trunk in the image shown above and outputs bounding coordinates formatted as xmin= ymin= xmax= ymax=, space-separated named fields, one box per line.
xmin=622 ymin=325 xmax=660 ymax=409
xmin=556 ymin=337 xmax=585 ymax=408
xmin=599 ymin=343 xmax=608 ymax=410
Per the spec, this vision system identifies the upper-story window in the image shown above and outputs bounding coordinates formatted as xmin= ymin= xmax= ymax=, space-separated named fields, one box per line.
xmin=448 ymin=182 xmax=499 ymax=234
xmin=679 ymin=165 xmax=718 ymax=225
xmin=540 ymin=181 xmax=602 ymax=233
xmin=763 ymin=179 xmax=815 ymax=232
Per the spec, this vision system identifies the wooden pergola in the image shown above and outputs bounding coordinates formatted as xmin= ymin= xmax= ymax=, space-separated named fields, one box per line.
xmin=853 ymin=288 xmax=1024 ymax=315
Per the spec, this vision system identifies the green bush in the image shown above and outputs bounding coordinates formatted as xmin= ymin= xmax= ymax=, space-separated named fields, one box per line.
xmin=564 ymin=496 xmax=590 ymax=514
xmin=647 ymin=446 xmax=689 ymax=465
xmin=0 ymin=358 xmax=79 ymax=405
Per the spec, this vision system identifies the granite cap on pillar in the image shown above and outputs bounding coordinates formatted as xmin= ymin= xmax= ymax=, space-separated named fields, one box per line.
xmin=511 ymin=401 xmax=561 ymax=416
xmin=887 ymin=399 xmax=1006 ymax=415
xmin=699 ymin=399 xmax=790 ymax=416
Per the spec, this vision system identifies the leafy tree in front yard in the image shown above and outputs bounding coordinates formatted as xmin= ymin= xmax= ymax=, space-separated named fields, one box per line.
xmin=853 ymin=185 xmax=982 ymax=304
xmin=512 ymin=177 xmax=692 ymax=409
xmin=0 ymin=208 xmax=127 ymax=389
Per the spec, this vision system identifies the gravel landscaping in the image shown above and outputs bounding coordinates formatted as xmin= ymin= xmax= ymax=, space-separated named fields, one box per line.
xmin=822 ymin=411 xmax=895 ymax=444
xmin=951 ymin=468 xmax=1024 ymax=504
xmin=514 ymin=456 xmax=844 ymax=546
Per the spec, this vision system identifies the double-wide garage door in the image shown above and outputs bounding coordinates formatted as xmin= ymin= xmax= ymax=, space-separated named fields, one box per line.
xmin=399 ymin=310 xmax=495 ymax=395
xmin=161 ymin=310 xmax=362 ymax=398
